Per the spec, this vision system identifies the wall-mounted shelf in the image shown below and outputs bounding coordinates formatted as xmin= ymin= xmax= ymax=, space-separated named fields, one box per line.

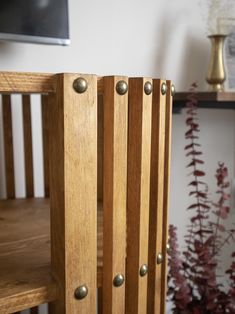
xmin=173 ymin=91 xmax=235 ymax=114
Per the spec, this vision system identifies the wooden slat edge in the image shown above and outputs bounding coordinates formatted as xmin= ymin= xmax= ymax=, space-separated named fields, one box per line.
xmin=147 ymin=79 xmax=167 ymax=314
xmin=41 ymin=95 xmax=50 ymax=197
xmin=0 ymin=72 xmax=55 ymax=94
xmin=0 ymin=283 xmax=57 ymax=314
xmin=50 ymin=73 xmax=97 ymax=313
xmin=103 ymin=76 xmax=128 ymax=314
xmin=126 ymin=78 xmax=152 ymax=314
xmin=22 ymin=95 xmax=34 ymax=197
xmin=0 ymin=72 xmax=104 ymax=95
xmin=160 ymin=80 xmax=173 ymax=313
xmin=2 ymin=95 xmax=15 ymax=198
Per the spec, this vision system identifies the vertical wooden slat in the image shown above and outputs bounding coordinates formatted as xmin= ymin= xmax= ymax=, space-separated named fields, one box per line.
xmin=147 ymin=80 xmax=167 ymax=314
xmin=41 ymin=94 xmax=50 ymax=197
xmin=160 ymin=80 xmax=173 ymax=313
xmin=98 ymin=287 xmax=103 ymax=314
xmin=50 ymin=74 xmax=97 ymax=313
xmin=22 ymin=95 xmax=34 ymax=197
xmin=125 ymin=78 xmax=152 ymax=314
xmin=102 ymin=76 xmax=128 ymax=314
xmin=23 ymin=94 xmax=37 ymax=313
xmin=97 ymin=94 xmax=103 ymax=202
xmin=2 ymin=95 xmax=15 ymax=199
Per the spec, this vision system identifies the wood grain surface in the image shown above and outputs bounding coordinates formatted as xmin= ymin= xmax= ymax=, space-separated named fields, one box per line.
xmin=49 ymin=74 xmax=97 ymax=313
xmin=0 ymin=198 xmax=56 ymax=313
xmin=160 ymin=81 xmax=173 ymax=313
xmin=126 ymin=78 xmax=152 ymax=314
xmin=102 ymin=76 xmax=128 ymax=314
xmin=147 ymin=80 xmax=167 ymax=314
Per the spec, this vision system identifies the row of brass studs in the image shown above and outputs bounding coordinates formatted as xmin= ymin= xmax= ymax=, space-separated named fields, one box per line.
xmin=74 ymin=255 xmax=164 ymax=300
xmin=73 ymin=77 xmax=175 ymax=96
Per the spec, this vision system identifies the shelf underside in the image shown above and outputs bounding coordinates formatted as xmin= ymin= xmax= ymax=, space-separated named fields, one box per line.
xmin=173 ymin=91 xmax=235 ymax=113
xmin=0 ymin=198 xmax=103 ymax=313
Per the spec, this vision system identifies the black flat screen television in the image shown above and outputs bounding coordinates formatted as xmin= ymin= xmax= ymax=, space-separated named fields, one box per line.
xmin=0 ymin=0 xmax=70 ymax=45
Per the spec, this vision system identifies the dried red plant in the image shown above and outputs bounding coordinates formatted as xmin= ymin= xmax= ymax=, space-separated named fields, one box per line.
xmin=168 ymin=83 xmax=235 ymax=313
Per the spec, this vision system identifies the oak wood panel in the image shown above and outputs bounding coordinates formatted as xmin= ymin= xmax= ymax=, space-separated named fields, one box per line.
xmin=2 ymin=95 xmax=15 ymax=199
xmin=50 ymin=74 xmax=97 ymax=313
xmin=102 ymin=76 xmax=128 ymax=314
xmin=22 ymin=95 xmax=34 ymax=197
xmin=0 ymin=198 xmax=57 ymax=313
xmin=160 ymin=81 xmax=173 ymax=313
xmin=147 ymin=80 xmax=167 ymax=314
xmin=0 ymin=72 xmax=55 ymax=94
xmin=0 ymin=72 xmax=105 ymax=94
xmin=126 ymin=78 xmax=152 ymax=314
xmin=41 ymin=94 xmax=50 ymax=197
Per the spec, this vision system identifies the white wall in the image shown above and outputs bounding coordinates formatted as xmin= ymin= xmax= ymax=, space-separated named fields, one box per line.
xmin=0 ymin=0 xmax=234 ymax=313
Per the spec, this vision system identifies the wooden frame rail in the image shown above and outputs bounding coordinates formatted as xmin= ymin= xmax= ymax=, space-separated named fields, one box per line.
xmin=0 ymin=71 xmax=173 ymax=314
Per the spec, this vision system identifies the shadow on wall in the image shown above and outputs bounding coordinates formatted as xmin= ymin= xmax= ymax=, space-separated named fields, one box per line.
xmin=153 ymin=10 xmax=209 ymax=91
xmin=180 ymin=32 xmax=209 ymax=90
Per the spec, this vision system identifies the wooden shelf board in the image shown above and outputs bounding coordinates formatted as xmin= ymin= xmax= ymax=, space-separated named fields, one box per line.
xmin=0 ymin=198 xmax=104 ymax=313
xmin=0 ymin=198 xmax=56 ymax=313
xmin=174 ymin=91 xmax=235 ymax=102
xmin=173 ymin=91 xmax=235 ymax=113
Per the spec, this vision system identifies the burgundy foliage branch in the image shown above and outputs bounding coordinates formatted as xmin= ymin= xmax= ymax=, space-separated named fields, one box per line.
xmin=168 ymin=83 xmax=235 ymax=313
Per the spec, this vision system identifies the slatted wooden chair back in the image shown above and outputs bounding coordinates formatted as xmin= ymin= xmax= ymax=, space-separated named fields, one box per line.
xmin=0 ymin=72 xmax=172 ymax=314
xmin=1 ymin=93 xmax=50 ymax=200
xmin=0 ymin=74 xmax=53 ymax=314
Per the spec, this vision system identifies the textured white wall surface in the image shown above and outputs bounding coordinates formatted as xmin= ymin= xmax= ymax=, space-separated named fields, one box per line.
xmin=0 ymin=0 xmax=234 ymax=313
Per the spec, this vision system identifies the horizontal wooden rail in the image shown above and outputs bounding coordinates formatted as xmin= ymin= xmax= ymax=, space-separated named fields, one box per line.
xmin=0 ymin=72 xmax=56 ymax=93
xmin=0 ymin=72 xmax=104 ymax=94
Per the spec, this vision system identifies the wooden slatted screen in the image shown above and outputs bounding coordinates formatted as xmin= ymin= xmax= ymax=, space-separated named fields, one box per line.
xmin=126 ymin=78 xmax=152 ymax=314
xmin=102 ymin=76 xmax=128 ymax=314
xmin=50 ymin=73 xmax=97 ymax=313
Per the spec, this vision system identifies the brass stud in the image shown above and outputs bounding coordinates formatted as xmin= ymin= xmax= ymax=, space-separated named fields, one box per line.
xmin=116 ymin=80 xmax=128 ymax=95
xmin=166 ymin=243 xmax=170 ymax=253
xmin=113 ymin=274 xmax=125 ymax=287
xmin=73 ymin=77 xmax=88 ymax=93
xmin=157 ymin=253 xmax=163 ymax=264
xmin=139 ymin=264 xmax=148 ymax=277
xmin=74 ymin=285 xmax=88 ymax=300
xmin=171 ymin=84 xmax=176 ymax=96
xmin=144 ymin=81 xmax=153 ymax=95
xmin=161 ymin=82 xmax=167 ymax=95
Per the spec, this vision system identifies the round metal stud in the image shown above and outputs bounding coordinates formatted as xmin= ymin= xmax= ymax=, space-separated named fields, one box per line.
xmin=139 ymin=264 xmax=148 ymax=277
xmin=74 ymin=285 xmax=88 ymax=300
xmin=157 ymin=253 xmax=163 ymax=265
xmin=144 ymin=81 xmax=153 ymax=95
xmin=166 ymin=243 xmax=170 ymax=253
xmin=113 ymin=274 xmax=125 ymax=287
xmin=161 ymin=82 xmax=167 ymax=95
xmin=116 ymin=80 xmax=128 ymax=95
xmin=73 ymin=77 xmax=88 ymax=94
xmin=171 ymin=84 xmax=176 ymax=96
